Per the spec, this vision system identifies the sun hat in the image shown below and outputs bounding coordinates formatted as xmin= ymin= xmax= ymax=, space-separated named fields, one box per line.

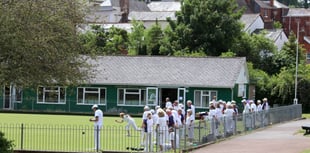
xmin=91 ymin=104 xmax=98 ymax=109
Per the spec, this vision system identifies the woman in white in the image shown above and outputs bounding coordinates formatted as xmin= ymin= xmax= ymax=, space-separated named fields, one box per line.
xmin=186 ymin=109 xmax=195 ymax=144
xmin=224 ymin=102 xmax=235 ymax=135
xmin=156 ymin=109 xmax=168 ymax=151
xmin=208 ymin=103 xmax=218 ymax=136
xmin=242 ymin=99 xmax=252 ymax=131
xmin=115 ymin=112 xmax=140 ymax=136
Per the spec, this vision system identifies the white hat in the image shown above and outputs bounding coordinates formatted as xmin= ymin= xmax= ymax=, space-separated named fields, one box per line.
xmin=242 ymin=99 xmax=246 ymax=103
xmin=231 ymin=100 xmax=236 ymax=104
xmin=155 ymin=106 xmax=161 ymax=110
xmin=178 ymin=103 xmax=184 ymax=108
xmin=257 ymin=100 xmax=261 ymax=104
xmin=263 ymin=98 xmax=268 ymax=101
xmin=91 ymin=104 xmax=98 ymax=109
xmin=150 ymin=109 xmax=155 ymax=114
xmin=227 ymin=102 xmax=232 ymax=106
xmin=144 ymin=105 xmax=150 ymax=110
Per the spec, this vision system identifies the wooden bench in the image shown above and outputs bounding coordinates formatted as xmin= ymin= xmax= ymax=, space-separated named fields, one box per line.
xmin=301 ymin=125 xmax=310 ymax=135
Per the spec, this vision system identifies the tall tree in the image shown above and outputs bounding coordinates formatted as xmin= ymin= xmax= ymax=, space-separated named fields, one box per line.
xmin=273 ymin=31 xmax=306 ymax=74
xmin=145 ymin=22 xmax=163 ymax=55
xmin=232 ymin=31 xmax=277 ymax=75
xmin=0 ymin=0 xmax=91 ymax=88
xmin=169 ymin=0 xmax=244 ymax=56
xmin=128 ymin=20 xmax=146 ymax=55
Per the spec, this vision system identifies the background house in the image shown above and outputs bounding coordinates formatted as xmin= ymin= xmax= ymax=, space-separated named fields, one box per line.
xmin=282 ymin=8 xmax=310 ymax=63
xmin=240 ymin=14 xmax=264 ymax=34
xmin=1 ymin=56 xmax=249 ymax=114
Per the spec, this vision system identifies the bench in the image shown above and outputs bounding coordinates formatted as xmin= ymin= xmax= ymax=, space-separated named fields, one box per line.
xmin=301 ymin=125 xmax=310 ymax=135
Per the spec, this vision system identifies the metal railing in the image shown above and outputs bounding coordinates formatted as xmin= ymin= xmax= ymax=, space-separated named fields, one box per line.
xmin=0 ymin=104 xmax=302 ymax=153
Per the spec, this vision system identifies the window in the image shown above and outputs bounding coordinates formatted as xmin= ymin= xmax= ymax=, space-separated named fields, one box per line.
xmin=77 ymin=87 xmax=106 ymax=105
xmin=238 ymin=84 xmax=246 ymax=97
xmin=37 ymin=87 xmax=66 ymax=104
xmin=307 ymin=53 xmax=310 ymax=60
xmin=118 ymin=88 xmax=146 ymax=106
xmin=15 ymin=88 xmax=22 ymax=103
xmin=194 ymin=90 xmax=217 ymax=108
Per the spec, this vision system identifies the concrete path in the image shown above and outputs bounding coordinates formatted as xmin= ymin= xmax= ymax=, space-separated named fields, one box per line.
xmin=191 ymin=119 xmax=310 ymax=153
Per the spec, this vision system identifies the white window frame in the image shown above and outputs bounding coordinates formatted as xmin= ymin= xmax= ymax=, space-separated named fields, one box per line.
xmin=146 ymin=87 xmax=158 ymax=106
xmin=238 ymin=84 xmax=246 ymax=98
xmin=77 ymin=87 xmax=106 ymax=105
xmin=37 ymin=87 xmax=66 ymax=104
xmin=118 ymin=88 xmax=146 ymax=106
xmin=13 ymin=87 xmax=23 ymax=103
xmin=194 ymin=90 xmax=217 ymax=108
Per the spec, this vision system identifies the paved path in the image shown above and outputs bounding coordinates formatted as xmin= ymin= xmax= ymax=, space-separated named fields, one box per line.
xmin=191 ymin=119 xmax=310 ymax=153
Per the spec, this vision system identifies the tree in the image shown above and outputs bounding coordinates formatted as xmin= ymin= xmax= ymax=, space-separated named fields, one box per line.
xmin=232 ymin=31 xmax=277 ymax=75
xmin=128 ymin=20 xmax=146 ymax=55
xmin=0 ymin=0 xmax=91 ymax=88
xmin=169 ymin=0 xmax=244 ymax=56
xmin=273 ymin=31 xmax=306 ymax=74
xmin=145 ymin=22 xmax=163 ymax=55
xmin=0 ymin=132 xmax=13 ymax=153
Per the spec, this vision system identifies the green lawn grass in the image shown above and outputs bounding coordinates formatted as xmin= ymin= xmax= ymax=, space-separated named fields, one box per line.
xmin=302 ymin=114 xmax=310 ymax=119
xmin=0 ymin=113 xmax=145 ymax=152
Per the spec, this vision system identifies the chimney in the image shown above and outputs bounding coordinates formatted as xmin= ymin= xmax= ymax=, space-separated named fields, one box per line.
xmin=270 ymin=0 xmax=274 ymax=7
xmin=119 ymin=0 xmax=129 ymax=23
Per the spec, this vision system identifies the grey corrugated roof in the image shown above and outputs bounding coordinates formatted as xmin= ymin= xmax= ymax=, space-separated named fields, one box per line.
xmin=265 ymin=29 xmax=283 ymax=41
xmin=128 ymin=11 xmax=176 ymax=21
xmin=110 ymin=0 xmax=150 ymax=12
xmin=147 ymin=2 xmax=181 ymax=11
xmin=88 ymin=56 xmax=247 ymax=88
xmin=286 ymin=8 xmax=310 ymax=17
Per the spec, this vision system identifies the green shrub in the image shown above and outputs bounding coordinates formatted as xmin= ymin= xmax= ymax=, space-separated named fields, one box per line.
xmin=0 ymin=131 xmax=14 ymax=153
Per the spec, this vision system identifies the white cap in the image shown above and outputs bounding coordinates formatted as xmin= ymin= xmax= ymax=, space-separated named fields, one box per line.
xmin=91 ymin=104 xmax=98 ymax=109
xmin=150 ymin=109 xmax=155 ymax=114
xmin=242 ymin=99 xmax=246 ymax=103
xmin=144 ymin=105 xmax=150 ymax=110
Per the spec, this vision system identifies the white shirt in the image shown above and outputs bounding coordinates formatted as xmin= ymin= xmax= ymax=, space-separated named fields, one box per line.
xmin=166 ymin=101 xmax=172 ymax=108
xmin=224 ymin=108 xmax=235 ymax=120
xmin=94 ymin=109 xmax=103 ymax=126
xmin=143 ymin=110 xmax=151 ymax=121
xmin=257 ymin=104 xmax=263 ymax=111
xmin=243 ymin=103 xmax=251 ymax=114
xmin=186 ymin=115 xmax=194 ymax=127
xmin=250 ymin=103 xmax=257 ymax=112
xmin=157 ymin=116 xmax=168 ymax=132
xmin=146 ymin=118 xmax=153 ymax=133
xmin=188 ymin=104 xmax=195 ymax=119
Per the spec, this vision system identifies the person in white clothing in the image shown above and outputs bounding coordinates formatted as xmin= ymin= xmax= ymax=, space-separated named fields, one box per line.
xmin=143 ymin=113 xmax=154 ymax=152
xmin=141 ymin=106 xmax=151 ymax=146
xmin=89 ymin=104 xmax=103 ymax=150
xmin=224 ymin=102 xmax=235 ymax=136
xmin=156 ymin=109 xmax=169 ymax=152
xmin=257 ymin=100 xmax=263 ymax=111
xmin=186 ymin=109 xmax=195 ymax=143
xmin=186 ymin=100 xmax=195 ymax=119
xmin=242 ymin=99 xmax=252 ymax=131
xmin=165 ymin=97 xmax=172 ymax=109
xmin=115 ymin=112 xmax=140 ymax=136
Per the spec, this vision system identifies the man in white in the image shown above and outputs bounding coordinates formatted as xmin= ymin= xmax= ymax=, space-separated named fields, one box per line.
xmin=141 ymin=106 xmax=151 ymax=146
xmin=115 ymin=113 xmax=140 ymax=136
xmin=89 ymin=104 xmax=103 ymax=150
